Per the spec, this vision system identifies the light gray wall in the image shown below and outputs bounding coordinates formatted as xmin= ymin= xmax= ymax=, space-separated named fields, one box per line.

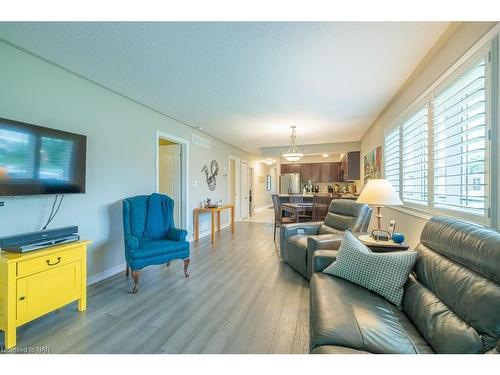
xmin=0 ymin=40 xmax=251 ymax=281
xmin=360 ymin=22 xmax=499 ymax=248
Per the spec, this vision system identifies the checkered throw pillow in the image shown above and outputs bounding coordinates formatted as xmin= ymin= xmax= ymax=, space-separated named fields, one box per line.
xmin=323 ymin=230 xmax=418 ymax=307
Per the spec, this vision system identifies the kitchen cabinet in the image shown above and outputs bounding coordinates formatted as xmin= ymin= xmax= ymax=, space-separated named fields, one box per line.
xmin=340 ymin=151 xmax=360 ymax=181
xmin=326 ymin=162 xmax=341 ymax=182
xmin=281 ymin=163 xmax=301 ymax=174
xmin=281 ymin=161 xmax=346 ymax=182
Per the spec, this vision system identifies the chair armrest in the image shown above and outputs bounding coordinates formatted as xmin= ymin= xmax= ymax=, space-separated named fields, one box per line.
xmin=307 ymin=234 xmax=343 ymax=252
xmin=166 ymin=228 xmax=188 ymax=242
xmin=312 ymin=250 xmax=338 ymax=273
xmin=124 ymin=234 xmax=139 ymax=252
xmin=281 ymin=221 xmax=323 ymax=238
xmin=307 ymin=234 xmax=343 ymax=278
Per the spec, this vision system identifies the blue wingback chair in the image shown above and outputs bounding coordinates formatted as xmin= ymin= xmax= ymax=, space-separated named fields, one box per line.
xmin=123 ymin=194 xmax=190 ymax=293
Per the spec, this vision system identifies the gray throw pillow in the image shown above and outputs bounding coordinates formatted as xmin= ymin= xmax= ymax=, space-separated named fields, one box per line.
xmin=323 ymin=230 xmax=418 ymax=307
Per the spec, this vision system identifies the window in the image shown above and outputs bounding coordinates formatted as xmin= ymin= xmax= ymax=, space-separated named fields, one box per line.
xmin=382 ymin=50 xmax=491 ymax=224
xmin=433 ymin=58 xmax=487 ymax=217
xmin=383 ymin=126 xmax=400 ymax=194
xmin=401 ymin=106 xmax=428 ymax=205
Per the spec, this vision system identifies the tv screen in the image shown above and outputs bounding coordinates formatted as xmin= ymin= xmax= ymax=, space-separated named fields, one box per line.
xmin=0 ymin=117 xmax=86 ymax=196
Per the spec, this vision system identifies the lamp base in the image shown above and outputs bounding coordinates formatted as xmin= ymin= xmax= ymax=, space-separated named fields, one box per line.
xmin=370 ymin=229 xmax=391 ymax=242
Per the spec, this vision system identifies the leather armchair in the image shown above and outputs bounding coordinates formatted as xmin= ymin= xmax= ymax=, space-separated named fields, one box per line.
xmin=280 ymin=199 xmax=372 ymax=279
xmin=309 ymin=216 xmax=500 ymax=354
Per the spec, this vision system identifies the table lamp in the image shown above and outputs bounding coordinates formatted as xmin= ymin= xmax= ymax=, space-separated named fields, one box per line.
xmin=356 ymin=179 xmax=403 ymax=241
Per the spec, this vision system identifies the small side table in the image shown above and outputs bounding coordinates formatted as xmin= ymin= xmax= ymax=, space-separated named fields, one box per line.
xmin=193 ymin=204 xmax=235 ymax=244
xmin=357 ymin=234 xmax=409 ymax=252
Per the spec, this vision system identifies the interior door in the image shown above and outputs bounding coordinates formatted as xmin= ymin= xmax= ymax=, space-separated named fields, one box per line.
xmin=159 ymin=144 xmax=181 ymax=225
xmin=240 ymin=162 xmax=249 ymax=219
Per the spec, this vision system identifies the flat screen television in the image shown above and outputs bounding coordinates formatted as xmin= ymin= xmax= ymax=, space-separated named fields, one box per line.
xmin=0 ymin=117 xmax=86 ymax=196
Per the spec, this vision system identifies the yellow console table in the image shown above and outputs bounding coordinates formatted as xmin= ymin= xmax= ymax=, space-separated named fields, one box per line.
xmin=0 ymin=240 xmax=90 ymax=349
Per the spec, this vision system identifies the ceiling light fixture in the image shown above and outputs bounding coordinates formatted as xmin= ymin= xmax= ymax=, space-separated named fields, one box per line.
xmin=282 ymin=126 xmax=304 ymax=162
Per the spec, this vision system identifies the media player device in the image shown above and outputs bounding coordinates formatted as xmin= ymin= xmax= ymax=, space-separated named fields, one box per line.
xmin=0 ymin=226 xmax=79 ymax=253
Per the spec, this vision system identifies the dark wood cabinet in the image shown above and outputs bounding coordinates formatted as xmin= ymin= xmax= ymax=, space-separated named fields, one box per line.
xmin=310 ymin=164 xmax=321 ymax=182
xmin=328 ymin=162 xmax=342 ymax=182
xmin=281 ymin=161 xmax=348 ymax=182
xmin=300 ymin=163 xmax=311 ymax=181
xmin=340 ymin=151 xmax=360 ymax=181
xmin=281 ymin=164 xmax=301 ymax=174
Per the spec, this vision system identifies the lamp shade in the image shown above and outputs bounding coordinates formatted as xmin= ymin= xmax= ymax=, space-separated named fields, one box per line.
xmin=356 ymin=179 xmax=403 ymax=206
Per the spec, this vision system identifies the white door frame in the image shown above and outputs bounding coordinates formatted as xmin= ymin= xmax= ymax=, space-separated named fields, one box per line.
xmin=228 ymin=155 xmax=241 ymax=221
xmin=240 ymin=159 xmax=250 ymax=220
xmin=155 ymin=130 xmax=189 ymax=231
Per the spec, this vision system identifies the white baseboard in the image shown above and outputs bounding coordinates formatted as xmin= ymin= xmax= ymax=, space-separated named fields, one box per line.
xmin=87 ymin=262 xmax=126 ymax=286
xmin=255 ymin=205 xmax=272 ymax=212
xmin=88 ymin=223 xmax=232 ymax=285
xmin=188 ymin=223 xmax=231 ymax=242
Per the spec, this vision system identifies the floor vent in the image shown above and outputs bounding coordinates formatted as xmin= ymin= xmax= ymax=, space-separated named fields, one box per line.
xmin=192 ymin=134 xmax=212 ymax=149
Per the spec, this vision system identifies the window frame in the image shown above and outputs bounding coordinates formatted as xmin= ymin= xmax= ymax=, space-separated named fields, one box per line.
xmin=383 ymin=45 xmax=493 ymax=226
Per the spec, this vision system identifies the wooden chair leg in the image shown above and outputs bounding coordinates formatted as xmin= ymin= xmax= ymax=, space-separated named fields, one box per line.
xmin=183 ymin=258 xmax=190 ymax=278
xmin=131 ymin=270 xmax=140 ymax=294
xmin=126 ymin=265 xmax=130 ymax=278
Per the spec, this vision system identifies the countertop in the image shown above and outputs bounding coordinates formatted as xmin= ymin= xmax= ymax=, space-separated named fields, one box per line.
xmin=277 ymin=194 xmax=359 ymax=198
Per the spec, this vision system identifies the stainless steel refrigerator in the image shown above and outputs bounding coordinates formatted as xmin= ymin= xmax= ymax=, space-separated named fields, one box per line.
xmin=280 ymin=173 xmax=301 ymax=194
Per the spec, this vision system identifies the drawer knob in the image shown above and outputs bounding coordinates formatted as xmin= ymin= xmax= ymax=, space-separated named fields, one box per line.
xmin=19 ymin=296 xmax=26 ymax=301
xmin=46 ymin=257 xmax=62 ymax=266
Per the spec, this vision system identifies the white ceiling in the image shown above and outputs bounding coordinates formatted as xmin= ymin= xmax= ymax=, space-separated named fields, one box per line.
xmin=0 ymin=22 xmax=449 ymax=154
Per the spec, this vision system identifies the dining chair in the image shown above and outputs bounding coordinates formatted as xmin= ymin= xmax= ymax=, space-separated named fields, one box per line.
xmin=288 ymin=193 xmax=304 ymax=203
xmin=289 ymin=193 xmax=313 ymax=222
xmin=271 ymin=194 xmax=295 ymax=242
xmin=312 ymin=194 xmax=332 ymax=221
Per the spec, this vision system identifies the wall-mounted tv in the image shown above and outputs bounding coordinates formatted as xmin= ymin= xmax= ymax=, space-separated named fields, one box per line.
xmin=0 ymin=117 xmax=86 ymax=196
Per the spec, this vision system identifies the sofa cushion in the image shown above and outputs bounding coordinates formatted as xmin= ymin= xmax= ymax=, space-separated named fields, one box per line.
xmin=323 ymin=231 xmax=418 ymax=307
xmin=135 ymin=239 xmax=189 ymax=259
xmin=286 ymin=235 xmax=309 ymax=250
xmin=310 ymin=273 xmax=433 ymax=354
xmin=402 ymin=216 xmax=500 ymax=353
xmin=317 ymin=224 xmax=343 ymax=235
xmin=322 ymin=200 xmax=370 ymax=232
xmin=311 ymin=345 xmax=369 ymax=354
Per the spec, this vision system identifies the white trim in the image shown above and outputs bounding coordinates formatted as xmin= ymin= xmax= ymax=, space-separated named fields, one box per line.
xmin=188 ymin=223 xmax=231 ymax=242
xmin=255 ymin=204 xmax=272 ymax=212
xmin=386 ymin=23 xmax=500 ymax=133
xmin=155 ymin=130 xmax=190 ymax=232
xmin=87 ymin=262 xmax=126 ymax=286
xmin=386 ymin=206 xmax=433 ymax=221
xmin=239 ymin=160 xmax=250 ymax=220
xmin=228 ymin=155 xmax=241 ymax=221
xmin=383 ymin=29 xmax=498 ymax=227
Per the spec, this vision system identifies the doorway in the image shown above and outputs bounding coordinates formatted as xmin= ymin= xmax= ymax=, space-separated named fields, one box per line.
xmin=156 ymin=131 xmax=189 ymax=231
xmin=240 ymin=161 xmax=250 ymax=219
xmin=248 ymin=166 xmax=254 ymax=217
xmin=228 ymin=155 xmax=240 ymax=220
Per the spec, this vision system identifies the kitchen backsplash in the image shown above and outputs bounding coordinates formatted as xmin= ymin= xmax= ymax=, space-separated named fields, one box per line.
xmin=306 ymin=181 xmax=360 ymax=194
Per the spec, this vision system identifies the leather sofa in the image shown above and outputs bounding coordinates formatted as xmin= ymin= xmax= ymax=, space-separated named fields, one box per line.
xmin=309 ymin=216 xmax=500 ymax=354
xmin=279 ymin=199 xmax=372 ymax=279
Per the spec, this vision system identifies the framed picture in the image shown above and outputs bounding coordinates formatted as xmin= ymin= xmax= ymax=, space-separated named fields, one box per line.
xmin=258 ymin=175 xmax=266 ymax=183
xmin=363 ymin=146 xmax=382 ymax=184
xmin=266 ymin=175 xmax=271 ymax=191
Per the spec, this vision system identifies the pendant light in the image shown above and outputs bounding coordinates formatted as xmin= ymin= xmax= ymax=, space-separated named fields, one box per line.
xmin=282 ymin=126 xmax=304 ymax=162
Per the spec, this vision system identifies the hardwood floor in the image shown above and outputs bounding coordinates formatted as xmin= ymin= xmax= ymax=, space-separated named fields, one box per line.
xmin=0 ymin=222 xmax=310 ymax=354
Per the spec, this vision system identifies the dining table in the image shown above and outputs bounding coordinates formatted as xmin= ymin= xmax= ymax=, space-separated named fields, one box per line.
xmin=281 ymin=202 xmax=314 ymax=223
